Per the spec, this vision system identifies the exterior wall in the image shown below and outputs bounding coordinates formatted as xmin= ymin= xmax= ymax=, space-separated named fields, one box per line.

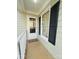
xmin=37 ymin=1 xmax=62 ymax=59
xmin=17 ymin=11 xmax=27 ymax=36
xmin=38 ymin=2 xmax=51 ymax=42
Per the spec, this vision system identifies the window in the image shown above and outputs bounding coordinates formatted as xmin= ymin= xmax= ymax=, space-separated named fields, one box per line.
xmin=42 ymin=11 xmax=49 ymax=37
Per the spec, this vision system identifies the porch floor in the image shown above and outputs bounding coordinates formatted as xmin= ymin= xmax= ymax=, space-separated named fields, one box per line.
xmin=25 ymin=40 xmax=54 ymax=59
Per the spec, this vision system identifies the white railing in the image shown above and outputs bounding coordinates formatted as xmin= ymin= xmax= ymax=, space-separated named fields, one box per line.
xmin=17 ymin=31 xmax=27 ymax=59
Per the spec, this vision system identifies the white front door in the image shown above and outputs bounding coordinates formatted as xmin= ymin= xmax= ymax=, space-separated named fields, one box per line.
xmin=27 ymin=16 xmax=37 ymax=40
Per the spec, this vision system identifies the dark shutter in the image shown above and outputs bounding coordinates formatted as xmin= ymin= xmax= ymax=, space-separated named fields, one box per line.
xmin=49 ymin=1 xmax=60 ymax=45
xmin=39 ymin=17 xmax=41 ymax=35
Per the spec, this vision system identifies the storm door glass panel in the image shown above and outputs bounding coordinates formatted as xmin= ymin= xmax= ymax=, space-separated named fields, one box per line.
xmin=29 ymin=18 xmax=36 ymax=33
xmin=42 ymin=11 xmax=49 ymax=37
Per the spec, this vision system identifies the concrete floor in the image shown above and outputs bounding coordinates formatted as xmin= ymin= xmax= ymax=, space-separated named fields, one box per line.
xmin=25 ymin=40 xmax=54 ymax=59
